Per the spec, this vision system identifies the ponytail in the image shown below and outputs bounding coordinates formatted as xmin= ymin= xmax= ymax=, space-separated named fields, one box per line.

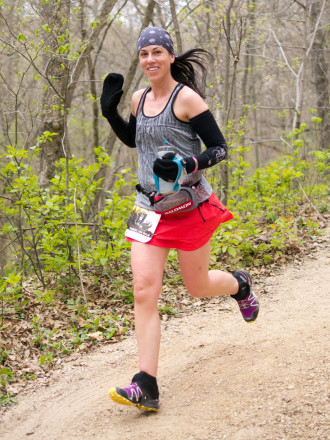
xmin=171 ymin=49 xmax=211 ymax=98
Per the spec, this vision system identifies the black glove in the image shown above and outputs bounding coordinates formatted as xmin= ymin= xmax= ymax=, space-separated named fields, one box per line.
xmin=153 ymin=152 xmax=182 ymax=182
xmin=100 ymin=73 xmax=124 ymax=119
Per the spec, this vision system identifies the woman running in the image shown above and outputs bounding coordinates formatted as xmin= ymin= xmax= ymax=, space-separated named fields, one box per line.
xmin=100 ymin=26 xmax=259 ymax=411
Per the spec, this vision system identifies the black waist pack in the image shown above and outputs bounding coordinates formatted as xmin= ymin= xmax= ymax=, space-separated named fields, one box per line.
xmin=136 ymin=182 xmax=201 ymax=215
xmin=152 ymin=186 xmax=201 ymax=215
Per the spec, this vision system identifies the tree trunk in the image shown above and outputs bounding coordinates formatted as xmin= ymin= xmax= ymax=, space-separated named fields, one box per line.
xmin=221 ymin=0 xmax=235 ymax=205
xmin=292 ymin=4 xmax=307 ymax=131
xmin=39 ymin=0 xmax=119 ymax=187
xmin=241 ymin=0 xmax=258 ymax=165
xmin=87 ymin=55 xmax=100 ymax=158
xmin=39 ymin=0 xmax=71 ymax=187
xmin=0 ymin=229 xmax=7 ymax=276
xmin=311 ymin=0 xmax=329 ymax=150
xmin=169 ymin=0 xmax=183 ymax=54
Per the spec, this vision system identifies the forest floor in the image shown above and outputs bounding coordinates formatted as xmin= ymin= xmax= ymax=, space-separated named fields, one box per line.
xmin=0 ymin=229 xmax=329 ymax=440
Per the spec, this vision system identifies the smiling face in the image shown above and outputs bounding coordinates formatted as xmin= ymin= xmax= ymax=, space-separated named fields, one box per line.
xmin=139 ymin=45 xmax=175 ymax=81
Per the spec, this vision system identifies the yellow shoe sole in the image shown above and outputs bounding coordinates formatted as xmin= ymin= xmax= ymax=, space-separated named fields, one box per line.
xmin=109 ymin=388 xmax=159 ymax=411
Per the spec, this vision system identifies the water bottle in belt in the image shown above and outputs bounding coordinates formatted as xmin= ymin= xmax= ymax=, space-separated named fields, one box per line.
xmin=153 ymin=142 xmax=184 ymax=195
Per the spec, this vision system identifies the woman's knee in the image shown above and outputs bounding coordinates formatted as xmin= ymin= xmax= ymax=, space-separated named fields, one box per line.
xmin=184 ymin=280 xmax=208 ymax=298
xmin=133 ymin=276 xmax=161 ymax=305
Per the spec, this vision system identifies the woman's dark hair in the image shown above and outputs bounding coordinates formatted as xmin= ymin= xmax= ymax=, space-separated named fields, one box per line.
xmin=171 ymin=48 xmax=211 ymax=98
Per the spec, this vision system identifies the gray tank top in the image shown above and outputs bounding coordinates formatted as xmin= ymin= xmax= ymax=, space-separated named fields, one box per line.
xmin=135 ymin=83 xmax=213 ymax=210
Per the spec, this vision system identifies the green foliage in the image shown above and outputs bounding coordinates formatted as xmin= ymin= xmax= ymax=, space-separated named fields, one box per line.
xmin=0 ymin=273 xmax=23 ymax=322
xmin=212 ymin=130 xmax=329 ymax=266
xmin=158 ymin=305 xmax=179 ymax=316
xmin=0 ymin=145 xmax=135 ymax=287
xmin=0 ymin=367 xmax=17 ymax=406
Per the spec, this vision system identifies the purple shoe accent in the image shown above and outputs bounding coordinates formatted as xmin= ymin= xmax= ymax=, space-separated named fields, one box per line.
xmin=122 ymin=382 xmax=142 ymax=402
xmin=237 ymin=291 xmax=259 ymax=322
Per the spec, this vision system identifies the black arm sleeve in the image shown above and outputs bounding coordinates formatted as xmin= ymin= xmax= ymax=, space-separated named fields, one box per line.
xmin=184 ymin=110 xmax=227 ymax=173
xmin=105 ymin=112 xmax=136 ymax=148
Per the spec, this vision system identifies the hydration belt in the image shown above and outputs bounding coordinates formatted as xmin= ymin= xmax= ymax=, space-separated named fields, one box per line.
xmin=136 ymin=181 xmax=202 ymax=215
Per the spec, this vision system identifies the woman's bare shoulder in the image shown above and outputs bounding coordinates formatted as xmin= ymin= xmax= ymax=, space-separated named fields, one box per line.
xmin=175 ymin=86 xmax=209 ymax=121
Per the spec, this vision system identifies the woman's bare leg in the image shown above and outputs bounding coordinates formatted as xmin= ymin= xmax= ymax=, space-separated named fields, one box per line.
xmin=177 ymin=240 xmax=238 ymax=298
xmin=131 ymin=241 xmax=170 ymax=377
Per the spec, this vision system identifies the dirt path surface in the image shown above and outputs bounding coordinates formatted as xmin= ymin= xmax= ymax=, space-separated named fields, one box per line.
xmin=1 ymin=234 xmax=329 ymax=440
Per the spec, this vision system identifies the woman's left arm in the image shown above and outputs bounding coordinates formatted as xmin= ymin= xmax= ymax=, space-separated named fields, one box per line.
xmin=175 ymin=87 xmax=228 ymax=174
xmin=185 ymin=109 xmax=227 ymax=173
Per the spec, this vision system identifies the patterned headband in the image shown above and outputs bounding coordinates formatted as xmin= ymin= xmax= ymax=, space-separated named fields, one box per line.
xmin=137 ymin=26 xmax=175 ymax=55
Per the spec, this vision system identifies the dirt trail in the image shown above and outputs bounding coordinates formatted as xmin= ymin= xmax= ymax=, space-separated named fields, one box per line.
xmin=0 ymin=233 xmax=329 ymax=440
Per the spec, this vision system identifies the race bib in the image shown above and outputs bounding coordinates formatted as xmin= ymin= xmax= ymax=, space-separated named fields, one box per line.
xmin=125 ymin=205 xmax=161 ymax=243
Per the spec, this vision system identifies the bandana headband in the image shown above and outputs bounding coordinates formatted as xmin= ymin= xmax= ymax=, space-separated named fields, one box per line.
xmin=137 ymin=26 xmax=175 ymax=55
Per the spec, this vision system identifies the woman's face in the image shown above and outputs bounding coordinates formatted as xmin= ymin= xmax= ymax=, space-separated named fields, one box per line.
xmin=139 ymin=45 xmax=175 ymax=81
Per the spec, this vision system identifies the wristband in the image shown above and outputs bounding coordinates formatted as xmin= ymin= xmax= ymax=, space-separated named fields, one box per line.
xmin=192 ymin=156 xmax=198 ymax=173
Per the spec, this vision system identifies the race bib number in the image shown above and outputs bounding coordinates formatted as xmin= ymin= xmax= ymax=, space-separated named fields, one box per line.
xmin=125 ymin=205 xmax=161 ymax=243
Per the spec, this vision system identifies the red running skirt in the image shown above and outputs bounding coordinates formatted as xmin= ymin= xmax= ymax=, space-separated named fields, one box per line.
xmin=126 ymin=192 xmax=233 ymax=251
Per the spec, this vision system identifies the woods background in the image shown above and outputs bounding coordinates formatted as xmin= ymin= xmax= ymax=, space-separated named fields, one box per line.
xmin=1 ymin=0 xmax=328 ymax=175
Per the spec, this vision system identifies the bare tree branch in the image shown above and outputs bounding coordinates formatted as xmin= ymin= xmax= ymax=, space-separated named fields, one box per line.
xmin=270 ymin=29 xmax=297 ymax=77
xmin=169 ymin=0 xmax=183 ymax=53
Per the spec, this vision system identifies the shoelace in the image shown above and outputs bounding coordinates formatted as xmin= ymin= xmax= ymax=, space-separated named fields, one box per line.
xmin=238 ymin=293 xmax=256 ymax=309
xmin=124 ymin=382 xmax=142 ymax=400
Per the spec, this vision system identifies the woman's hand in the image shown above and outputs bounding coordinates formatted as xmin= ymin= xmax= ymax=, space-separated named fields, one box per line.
xmin=153 ymin=152 xmax=179 ymax=182
xmin=100 ymin=73 xmax=124 ymax=118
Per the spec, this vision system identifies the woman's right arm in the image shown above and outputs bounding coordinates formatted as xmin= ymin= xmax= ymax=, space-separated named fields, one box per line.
xmin=100 ymin=73 xmax=137 ymax=148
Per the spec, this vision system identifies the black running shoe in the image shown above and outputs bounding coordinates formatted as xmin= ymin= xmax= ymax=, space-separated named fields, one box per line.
xmin=109 ymin=382 xmax=159 ymax=411
xmin=233 ymin=270 xmax=260 ymax=323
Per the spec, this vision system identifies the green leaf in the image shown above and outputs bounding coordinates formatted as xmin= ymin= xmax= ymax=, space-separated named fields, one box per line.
xmin=17 ymin=33 xmax=26 ymax=42
xmin=227 ymin=247 xmax=237 ymax=257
